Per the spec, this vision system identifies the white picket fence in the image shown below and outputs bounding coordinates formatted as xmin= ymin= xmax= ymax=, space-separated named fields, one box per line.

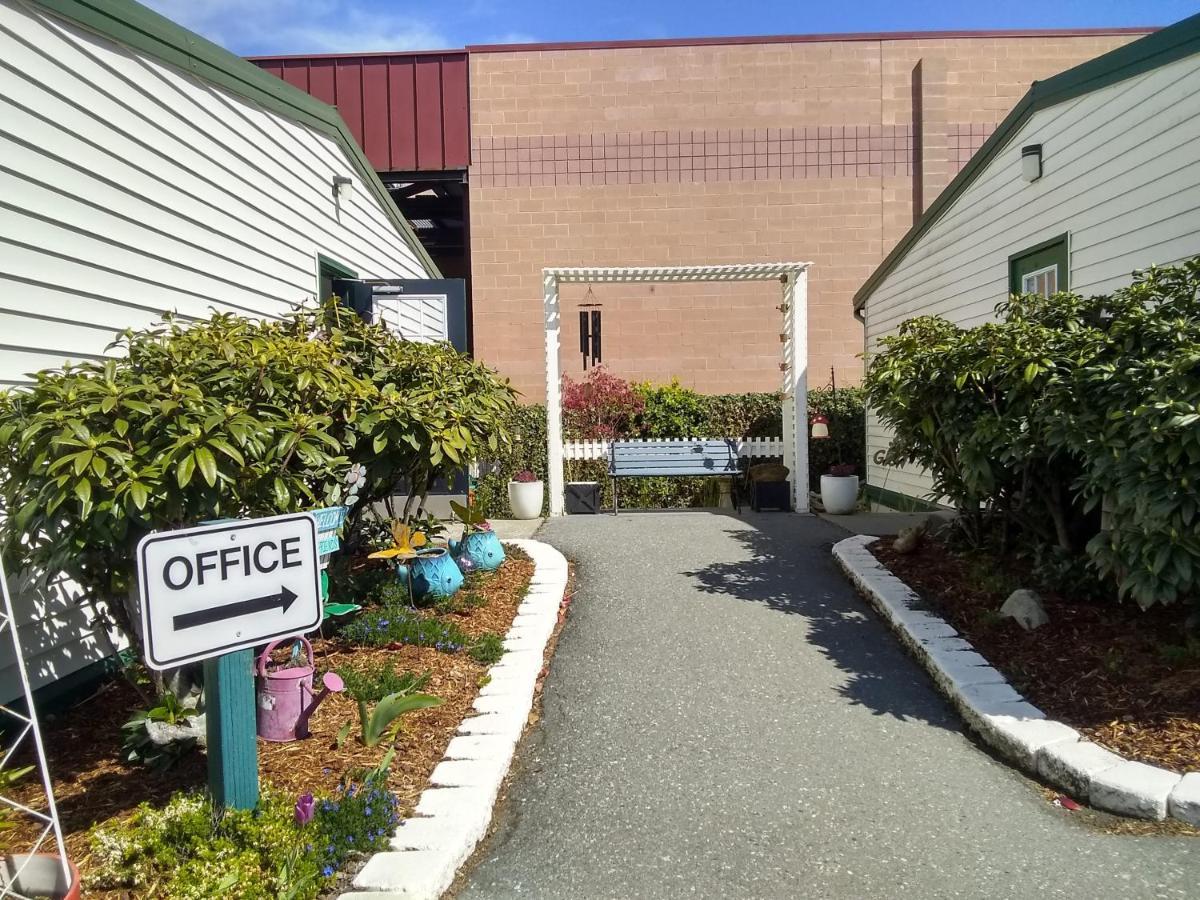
xmin=563 ymin=437 xmax=785 ymax=460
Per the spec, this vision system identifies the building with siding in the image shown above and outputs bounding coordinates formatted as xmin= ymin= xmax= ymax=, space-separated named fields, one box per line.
xmin=0 ymin=0 xmax=438 ymax=700
xmin=254 ymin=28 xmax=1149 ymax=398
xmin=853 ymin=14 xmax=1200 ymax=510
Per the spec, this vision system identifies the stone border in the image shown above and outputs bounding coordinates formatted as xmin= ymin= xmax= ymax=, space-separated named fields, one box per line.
xmin=833 ymin=534 xmax=1199 ymax=826
xmin=340 ymin=539 xmax=569 ymax=899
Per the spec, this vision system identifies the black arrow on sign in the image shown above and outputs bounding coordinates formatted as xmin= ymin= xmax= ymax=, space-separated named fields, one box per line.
xmin=172 ymin=586 xmax=299 ymax=631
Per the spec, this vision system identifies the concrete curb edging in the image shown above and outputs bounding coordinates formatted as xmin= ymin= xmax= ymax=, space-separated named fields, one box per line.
xmin=340 ymin=539 xmax=569 ymax=899
xmin=832 ymin=534 xmax=1197 ymax=826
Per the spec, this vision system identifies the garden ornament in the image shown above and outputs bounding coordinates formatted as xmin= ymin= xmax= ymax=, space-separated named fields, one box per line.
xmin=256 ymin=637 xmax=344 ymax=742
xmin=449 ymin=499 xmax=506 ymax=572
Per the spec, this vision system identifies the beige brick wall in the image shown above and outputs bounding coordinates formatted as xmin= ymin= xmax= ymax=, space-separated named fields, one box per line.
xmin=469 ymin=33 xmax=1141 ymax=401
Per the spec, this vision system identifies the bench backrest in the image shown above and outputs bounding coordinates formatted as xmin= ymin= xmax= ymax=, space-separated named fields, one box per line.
xmin=609 ymin=440 xmax=741 ymax=477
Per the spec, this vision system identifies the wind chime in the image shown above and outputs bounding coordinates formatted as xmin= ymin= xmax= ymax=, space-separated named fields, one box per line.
xmin=578 ymin=284 xmax=602 ymax=370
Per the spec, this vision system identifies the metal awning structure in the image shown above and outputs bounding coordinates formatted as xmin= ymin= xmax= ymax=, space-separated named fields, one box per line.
xmin=542 ymin=262 xmax=812 ymax=516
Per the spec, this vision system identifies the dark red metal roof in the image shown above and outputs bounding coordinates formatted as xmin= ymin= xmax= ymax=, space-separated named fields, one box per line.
xmin=252 ymin=52 xmax=469 ymax=172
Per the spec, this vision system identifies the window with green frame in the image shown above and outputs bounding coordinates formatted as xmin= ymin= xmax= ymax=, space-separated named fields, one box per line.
xmin=317 ymin=254 xmax=357 ymax=302
xmin=1008 ymin=234 xmax=1068 ymax=297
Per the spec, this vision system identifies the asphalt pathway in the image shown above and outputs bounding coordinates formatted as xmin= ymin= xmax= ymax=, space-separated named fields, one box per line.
xmin=458 ymin=512 xmax=1195 ymax=899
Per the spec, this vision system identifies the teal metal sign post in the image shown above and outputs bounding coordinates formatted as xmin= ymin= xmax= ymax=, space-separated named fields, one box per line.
xmin=203 ymin=649 xmax=258 ymax=809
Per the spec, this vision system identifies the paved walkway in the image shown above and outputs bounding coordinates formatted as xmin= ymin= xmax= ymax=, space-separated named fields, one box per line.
xmin=459 ymin=512 xmax=1195 ymax=899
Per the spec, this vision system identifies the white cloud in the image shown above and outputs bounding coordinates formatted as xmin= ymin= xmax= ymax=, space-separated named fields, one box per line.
xmin=141 ymin=1 xmax=450 ymax=55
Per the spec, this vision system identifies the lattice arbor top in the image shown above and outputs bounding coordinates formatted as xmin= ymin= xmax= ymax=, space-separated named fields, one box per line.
xmin=545 ymin=263 xmax=811 ymax=283
xmin=542 ymin=262 xmax=812 ymax=517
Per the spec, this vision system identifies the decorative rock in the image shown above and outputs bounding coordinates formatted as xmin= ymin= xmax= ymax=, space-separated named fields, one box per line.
xmin=892 ymin=521 xmax=927 ymax=554
xmin=999 ymin=589 xmax=1049 ymax=631
xmin=146 ymin=713 xmax=206 ymax=748
xmin=1089 ymin=760 xmax=1181 ymax=820
xmin=1036 ymin=740 xmax=1124 ymax=799
xmin=1168 ymin=772 xmax=1200 ymax=826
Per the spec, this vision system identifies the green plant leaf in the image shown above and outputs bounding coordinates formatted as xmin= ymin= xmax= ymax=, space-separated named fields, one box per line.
xmin=194 ymin=446 xmax=218 ymax=486
xmin=363 ymin=692 xmax=442 ymax=747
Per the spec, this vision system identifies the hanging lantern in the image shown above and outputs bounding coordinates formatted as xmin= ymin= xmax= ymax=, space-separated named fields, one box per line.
xmin=810 ymin=414 xmax=830 ymax=440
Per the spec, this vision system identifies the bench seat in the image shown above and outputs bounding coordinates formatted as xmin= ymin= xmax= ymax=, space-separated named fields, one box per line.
xmin=608 ymin=439 xmax=742 ymax=513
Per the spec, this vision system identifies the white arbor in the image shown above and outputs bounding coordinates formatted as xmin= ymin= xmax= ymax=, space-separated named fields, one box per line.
xmin=542 ymin=263 xmax=811 ymax=516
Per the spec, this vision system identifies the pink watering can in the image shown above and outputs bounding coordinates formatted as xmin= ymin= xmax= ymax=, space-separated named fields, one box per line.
xmin=256 ymin=637 xmax=344 ymax=742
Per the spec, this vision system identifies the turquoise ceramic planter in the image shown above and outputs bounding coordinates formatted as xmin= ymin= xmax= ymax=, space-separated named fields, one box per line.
xmin=450 ymin=530 xmax=506 ymax=572
xmin=396 ymin=548 xmax=463 ymax=601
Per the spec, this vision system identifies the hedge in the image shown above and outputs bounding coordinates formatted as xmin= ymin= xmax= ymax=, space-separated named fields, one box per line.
xmin=475 ymin=382 xmax=865 ymax=516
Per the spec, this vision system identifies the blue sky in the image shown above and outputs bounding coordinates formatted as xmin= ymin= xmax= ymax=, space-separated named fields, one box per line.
xmin=141 ymin=1 xmax=1196 ymax=56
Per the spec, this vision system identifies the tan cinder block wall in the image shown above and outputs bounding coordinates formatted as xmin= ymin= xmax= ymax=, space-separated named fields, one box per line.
xmin=469 ymin=33 xmax=1141 ymax=402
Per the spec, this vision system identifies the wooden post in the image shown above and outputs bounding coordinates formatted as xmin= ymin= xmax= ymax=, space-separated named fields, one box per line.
xmin=204 ymin=649 xmax=259 ymax=810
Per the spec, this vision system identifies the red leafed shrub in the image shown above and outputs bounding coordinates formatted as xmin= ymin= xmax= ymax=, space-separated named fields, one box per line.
xmin=561 ymin=367 xmax=645 ymax=439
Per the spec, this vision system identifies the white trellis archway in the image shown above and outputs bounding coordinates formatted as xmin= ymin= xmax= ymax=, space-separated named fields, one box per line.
xmin=543 ymin=262 xmax=812 ymax=516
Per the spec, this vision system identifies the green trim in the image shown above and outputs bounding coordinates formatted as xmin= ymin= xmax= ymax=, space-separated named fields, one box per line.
xmin=854 ymin=12 xmax=1200 ymax=312
xmin=28 ymin=0 xmax=441 ymax=279
xmin=317 ymin=255 xmax=358 ymax=280
xmin=317 ymin=253 xmax=358 ymax=300
xmin=866 ymin=483 xmax=943 ymax=513
xmin=1007 ymin=233 xmax=1069 ymax=295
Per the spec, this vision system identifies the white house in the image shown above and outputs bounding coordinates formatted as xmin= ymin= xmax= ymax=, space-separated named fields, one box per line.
xmin=0 ymin=0 xmax=441 ymax=700
xmin=853 ymin=14 xmax=1200 ymax=511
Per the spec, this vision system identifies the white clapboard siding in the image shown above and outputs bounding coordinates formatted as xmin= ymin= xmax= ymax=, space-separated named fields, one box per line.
xmin=0 ymin=0 xmax=436 ymax=700
xmin=564 ymin=437 xmax=785 ymax=461
xmin=862 ymin=50 xmax=1200 ymax=505
xmin=0 ymin=0 xmax=433 ymax=385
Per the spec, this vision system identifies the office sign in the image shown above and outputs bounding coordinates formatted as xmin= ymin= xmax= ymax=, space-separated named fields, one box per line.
xmin=137 ymin=513 xmax=321 ymax=670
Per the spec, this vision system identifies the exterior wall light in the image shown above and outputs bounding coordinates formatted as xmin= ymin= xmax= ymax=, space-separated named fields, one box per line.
xmin=332 ymin=175 xmax=353 ymax=199
xmin=810 ymin=414 xmax=830 ymax=440
xmin=1021 ymin=144 xmax=1042 ymax=182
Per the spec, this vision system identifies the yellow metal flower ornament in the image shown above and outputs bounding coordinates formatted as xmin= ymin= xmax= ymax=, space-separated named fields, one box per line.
xmin=367 ymin=522 xmax=428 ymax=560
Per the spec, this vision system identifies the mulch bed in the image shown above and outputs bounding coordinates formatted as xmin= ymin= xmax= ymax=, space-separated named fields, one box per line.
xmin=874 ymin=538 xmax=1200 ymax=774
xmin=2 ymin=549 xmax=536 ymax=895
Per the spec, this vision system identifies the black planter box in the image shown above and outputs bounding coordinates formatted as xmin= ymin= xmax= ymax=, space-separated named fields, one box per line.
xmin=750 ymin=480 xmax=791 ymax=512
xmin=566 ymin=481 xmax=601 ymax=514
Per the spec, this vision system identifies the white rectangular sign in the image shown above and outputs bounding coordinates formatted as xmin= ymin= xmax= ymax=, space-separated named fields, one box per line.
xmin=137 ymin=513 xmax=322 ymax=670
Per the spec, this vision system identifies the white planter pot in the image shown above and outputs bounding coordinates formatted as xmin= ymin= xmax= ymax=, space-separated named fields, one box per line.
xmin=820 ymin=475 xmax=860 ymax=515
xmin=508 ymin=480 xmax=544 ymax=519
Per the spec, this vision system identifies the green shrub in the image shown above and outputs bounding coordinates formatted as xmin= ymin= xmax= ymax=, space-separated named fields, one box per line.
xmin=468 ymin=632 xmax=506 ymax=666
xmin=89 ymin=788 xmax=323 ymax=898
xmin=0 ymin=300 xmax=518 ymax=656
xmin=634 ymin=379 xmax=709 ymax=437
xmin=866 ymin=258 xmax=1200 ymax=610
xmin=806 ymin=388 xmax=866 ymax=490
xmin=338 ymin=606 xmax=468 ymax=651
xmin=333 ymin=662 xmax=430 ymax=703
xmin=475 ymin=381 xmax=862 ymax=513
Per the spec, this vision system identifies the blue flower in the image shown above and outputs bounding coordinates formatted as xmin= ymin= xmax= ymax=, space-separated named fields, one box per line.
xmin=346 ymin=834 xmax=354 ymax=843
xmin=347 ymin=785 xmax=357 ymax=798
xmin=322 ymin=865 xmax=334 ymax=877
xmin=365 ymin=806 xmax=373 ymax=816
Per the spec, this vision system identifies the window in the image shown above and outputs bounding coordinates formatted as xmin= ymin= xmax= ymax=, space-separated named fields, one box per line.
xmin=316 ymin=253 xmax=357 ymax=301
xmin=1009 ymin=234 xmax=1068 ymax=297
xmin=1021 ymin=264 xmax=1058 ymax=297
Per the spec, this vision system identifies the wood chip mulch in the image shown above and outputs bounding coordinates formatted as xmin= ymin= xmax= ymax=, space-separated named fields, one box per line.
xmin=874 ymin=539 xmax=1200 ymax=775
xmin=1 ymin=548 xmax=537 ymax=895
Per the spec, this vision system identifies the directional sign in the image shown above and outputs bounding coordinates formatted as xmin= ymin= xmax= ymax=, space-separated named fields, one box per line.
xmin=137 ymin=513 xmax=321 ymax=670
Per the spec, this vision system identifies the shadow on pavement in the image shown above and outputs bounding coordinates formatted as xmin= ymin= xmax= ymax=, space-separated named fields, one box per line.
xmin=683 ymin=513 xmax=960 ymax=732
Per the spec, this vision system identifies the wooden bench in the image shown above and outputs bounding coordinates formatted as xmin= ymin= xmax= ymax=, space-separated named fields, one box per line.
xmin=608 ymin=439 xmax=743 ymax=514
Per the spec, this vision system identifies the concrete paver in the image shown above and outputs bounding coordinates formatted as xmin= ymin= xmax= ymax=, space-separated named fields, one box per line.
xmin=457 ymin=512 xmax=1195 ymax=899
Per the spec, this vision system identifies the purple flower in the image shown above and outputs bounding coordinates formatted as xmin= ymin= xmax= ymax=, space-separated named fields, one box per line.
xmin=294 ymin=792 xmax=315 ymax=826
